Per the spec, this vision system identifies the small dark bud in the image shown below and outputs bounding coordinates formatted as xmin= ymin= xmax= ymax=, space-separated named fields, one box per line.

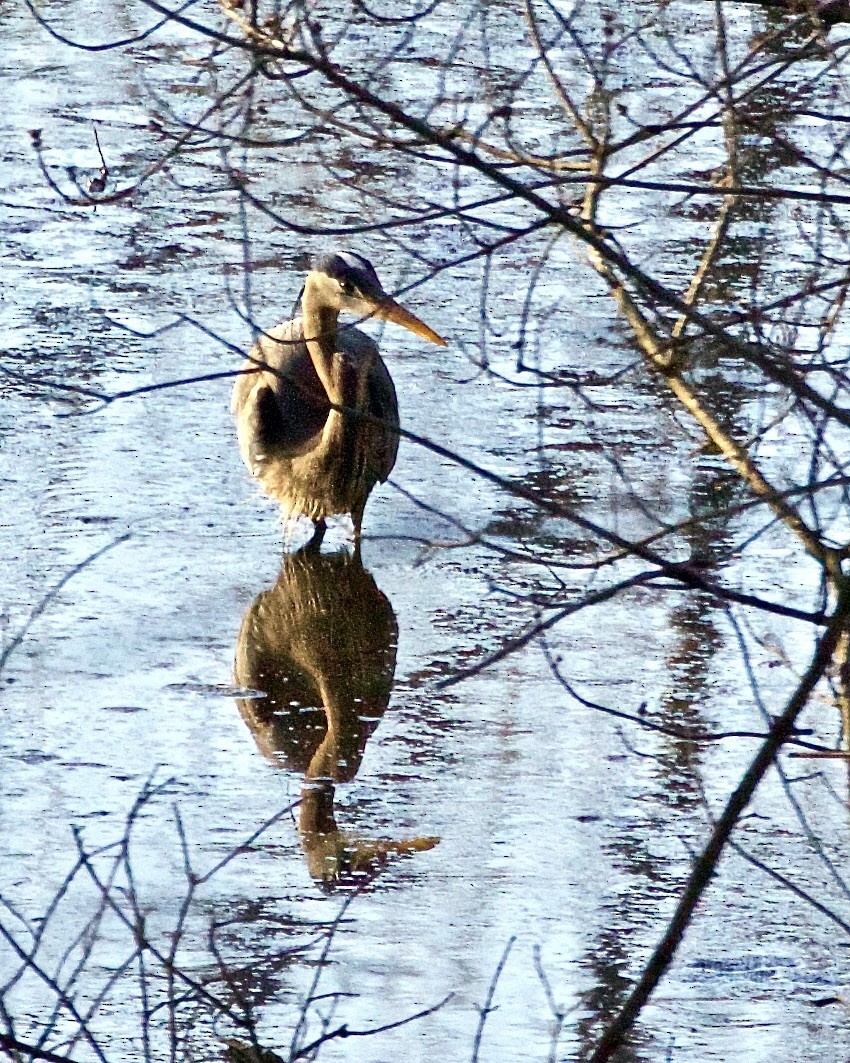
xmin=88 ymin=169 xmax=108 ymax=194
xmin=28 ymin=129 xmax=42 ymax=146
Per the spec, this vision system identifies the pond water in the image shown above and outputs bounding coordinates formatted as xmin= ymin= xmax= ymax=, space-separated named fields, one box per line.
xmin=3 ymin=2 xmax=850 ymax=1060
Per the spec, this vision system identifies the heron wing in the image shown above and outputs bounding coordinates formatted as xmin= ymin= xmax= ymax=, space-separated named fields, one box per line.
xmin=368 ymin=354 xmax=400 ymax=482
xmin=234 ymin=319 xmax=330 ymax=465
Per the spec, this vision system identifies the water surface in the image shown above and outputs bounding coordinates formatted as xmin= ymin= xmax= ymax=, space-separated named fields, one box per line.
xmin=2 ymin=3 xmax=850 ymax=1060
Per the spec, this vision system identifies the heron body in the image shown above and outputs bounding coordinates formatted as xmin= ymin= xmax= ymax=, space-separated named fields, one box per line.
xmin=232 ymin=252 xmax=445 ymax=538
xmin=232 ymin=315 xmax=398 ymax=526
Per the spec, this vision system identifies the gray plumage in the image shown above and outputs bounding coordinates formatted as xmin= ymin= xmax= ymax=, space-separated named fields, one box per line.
xmin=232 ymin=316 xmax=399 ymax=525
xmin=232 ymin=252 xmax=445 ymax=538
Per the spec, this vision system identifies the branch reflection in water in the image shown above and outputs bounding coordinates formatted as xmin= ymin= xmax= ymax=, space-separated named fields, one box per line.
xmin=234 ymin=547 xmax=438 ymax=891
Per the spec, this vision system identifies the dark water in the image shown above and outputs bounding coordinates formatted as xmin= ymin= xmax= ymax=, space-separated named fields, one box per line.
xmin=2 ymin=2 xmax=850 ymax=1060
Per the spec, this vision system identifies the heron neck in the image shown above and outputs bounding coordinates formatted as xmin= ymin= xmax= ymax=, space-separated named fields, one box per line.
xmin=301 ymin=288 xmax=343 ymax=406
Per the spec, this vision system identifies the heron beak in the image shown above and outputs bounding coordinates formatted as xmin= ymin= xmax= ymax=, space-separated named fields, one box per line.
xmin=375 ymin=298 xmax=447 ymax=347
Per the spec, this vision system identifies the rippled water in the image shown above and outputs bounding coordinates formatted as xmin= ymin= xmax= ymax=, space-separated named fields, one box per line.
xmin=3 ymin=2 xmax=850 ymax=1060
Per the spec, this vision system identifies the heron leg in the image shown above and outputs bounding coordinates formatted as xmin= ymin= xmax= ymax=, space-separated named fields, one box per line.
xmin=305 ymin=517 xmax=327 ymax=553
xmin=348 ymin=503 xmax=366 ymax=562
xmin=351 ymin=501 xmax=366 ymax=541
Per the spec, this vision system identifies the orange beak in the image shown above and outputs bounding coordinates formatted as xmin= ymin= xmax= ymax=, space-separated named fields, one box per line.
xmin=374 ymin=298 xmax=447 ymax=347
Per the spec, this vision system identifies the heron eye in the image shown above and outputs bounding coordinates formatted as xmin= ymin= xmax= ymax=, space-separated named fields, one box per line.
xmin=340 ymin=279 xmax=354 ymax=296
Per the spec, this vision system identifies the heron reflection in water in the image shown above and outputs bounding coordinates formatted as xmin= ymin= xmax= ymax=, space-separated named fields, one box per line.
xmin=232 ymin=252 xmax=446 ymax=545
xmin=234 ymin=549 xmax=438 ymax=890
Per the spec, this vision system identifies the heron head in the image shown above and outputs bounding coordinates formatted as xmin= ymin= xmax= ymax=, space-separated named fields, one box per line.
xmin=308 ymin=251 xmax=447 ymax=346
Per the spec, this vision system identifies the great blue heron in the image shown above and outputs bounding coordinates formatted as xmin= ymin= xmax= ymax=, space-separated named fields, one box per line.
xmin=234 ymin=549 xmax=438 ymax=889
xmin=232 ymin=252 xmax=446 ymax=543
